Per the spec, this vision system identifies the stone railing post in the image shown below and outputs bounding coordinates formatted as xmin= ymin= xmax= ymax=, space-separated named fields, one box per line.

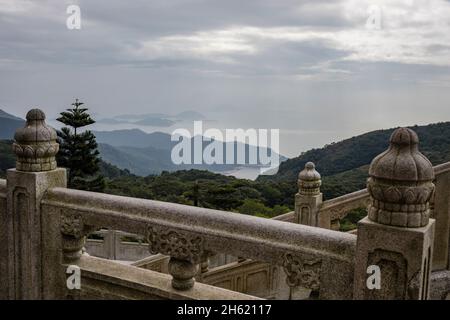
xmin=353 ymin=128 xmax=435 ymax=299
xmin=295 ymin=162 xmax=323 ymax=227
xmin=3 ymin=109 xmax=67 ymax=299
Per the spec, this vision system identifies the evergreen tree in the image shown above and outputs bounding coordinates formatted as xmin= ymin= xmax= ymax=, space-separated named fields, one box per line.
xmin=193 ymin=180 xmax=199 ymax=206
xmin=56 ymin=99 xmax=105 ymax=191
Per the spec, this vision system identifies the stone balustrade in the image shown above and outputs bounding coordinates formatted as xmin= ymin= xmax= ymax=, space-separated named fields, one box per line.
xmin=1 ymin=108 xmax=449 ymax=300
xmin=40 ymin=186 xmax=356 ymax=299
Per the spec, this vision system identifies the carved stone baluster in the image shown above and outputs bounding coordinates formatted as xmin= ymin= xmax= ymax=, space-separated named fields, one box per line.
xmin=147 ymin=226 xmax=204 ymax=290
xmin=168 ymin=258 xmax=199 ymax=290
xmin=200 ymin=252 xmax=210 ymax=274
xmin=60 ymin=214 xmax=95 ymax=264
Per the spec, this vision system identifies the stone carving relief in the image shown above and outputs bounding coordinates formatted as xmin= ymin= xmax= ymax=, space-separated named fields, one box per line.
xmin=366 ymin=249 xmax=407 ymax=299
xmin=146 ymin=226 xmax=205 ymax=264
xmin=61 ymin=214 xmax=84 ymax=238
xmin=60 ymin=213 xmax=97 ymax=238
xmin=367 ymin=180 xmax=434 ymax=227
xmin=60 ymin=213 xmax=98 ymax=263
xmin=282 ymin=253 xmax=321 ymax=291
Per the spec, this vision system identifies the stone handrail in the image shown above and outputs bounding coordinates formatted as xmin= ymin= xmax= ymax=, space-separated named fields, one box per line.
xmin=132 ymin=254 xmax=170 ymax=273
xmin=84 ymin=213 xmax=297 ymax=263
xmin=318 ymin=189 xmax=370 ymax=229
xmin=272 ymin=211 xmax=295 ymax=222
xmin=74 ymin=255 xmax=259 ymax=300
xmin=433 ymin=161 xmax=450 ymax=176
xmin=41 ymin=187 xmax=356 ymax=299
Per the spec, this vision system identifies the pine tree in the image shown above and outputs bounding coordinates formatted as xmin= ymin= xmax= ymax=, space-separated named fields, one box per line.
xmin=193 ymin=180 xmax=199 ymax=206
xmin=56 ymin=99 xmax=105 ymax=192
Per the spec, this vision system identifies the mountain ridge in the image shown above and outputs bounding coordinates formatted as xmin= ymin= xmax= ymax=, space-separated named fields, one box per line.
xmin=260 ymin=121 xmax=450 ymax=189
xmin=0 ymin=109 xmax=25 ymax=140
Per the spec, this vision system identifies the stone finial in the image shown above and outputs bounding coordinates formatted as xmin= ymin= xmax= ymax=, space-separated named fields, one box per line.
xmin=12 ymin=109 xmax=59 ymax=172
xmin=298 ymin=162 xmax=322 ymax=196
xmin=367 ymin=127 xmax=435 ymax=227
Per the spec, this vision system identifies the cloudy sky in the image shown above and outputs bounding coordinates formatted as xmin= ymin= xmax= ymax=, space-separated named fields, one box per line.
xmin=1 ymin=0 xmax=450 ymax=157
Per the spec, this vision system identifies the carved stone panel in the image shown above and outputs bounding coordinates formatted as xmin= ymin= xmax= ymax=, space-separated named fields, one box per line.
xmin=60 ymin=213 xmax=97 ymax=238
xmin=61 ymin=214 xmax=84 ymax=239
xmin=366 ymin=249 xmax=407 ymax=299
xmin=282 ymin=253 xmax=321 ymax=291
xmin=146 ymin=226 xmax=204 ymax=263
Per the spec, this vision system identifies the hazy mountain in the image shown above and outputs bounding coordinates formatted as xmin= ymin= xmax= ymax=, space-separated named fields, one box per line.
xmin=93 ymin=129 xmax=171 ymax=149
xmin=96 ymin=110 xmax=205 ymax=127
xmin=133 ymin=117 xmax=175 ymax=127
xmin=93 ymin=129 xmax=286 ymax=176
xmin=0 ymin=109 xmax=23 ymax=121
xmin=115 ymin=113 xmax=171 ymax=121
xmin=98 ymin=143 xmax=174 ymax=176
xmin=97 ymin=140 xmax=286 ymax=177
xmin=0 ymin=111 xmax=283 ymax=177
xmin=95 ymin=118 xmax=124 ymax=125
xmin=0 ymin=109 xmax=25 ymax=139
xmin=174 ymin=110 xmax=205 ymax=120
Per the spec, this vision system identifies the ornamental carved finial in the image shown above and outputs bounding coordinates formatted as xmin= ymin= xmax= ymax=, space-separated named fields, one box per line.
xmin=12 ymin=108 xmax=59 ymax=172
xmin=298 ymin=162 xmax=322 ymax=196
xmin=367 ymin=128 xmax=435 ymax=227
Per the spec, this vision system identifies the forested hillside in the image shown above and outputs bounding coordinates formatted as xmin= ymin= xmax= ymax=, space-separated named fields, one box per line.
xmin=105 ymin=170 xmax=292 ymax=218
xmin=261 ymin=122 xmax=450 ymax=187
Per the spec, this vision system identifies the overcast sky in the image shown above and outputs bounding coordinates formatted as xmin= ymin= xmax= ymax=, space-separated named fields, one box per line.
xmin=1 ymin=0 xmax=450 ymax=157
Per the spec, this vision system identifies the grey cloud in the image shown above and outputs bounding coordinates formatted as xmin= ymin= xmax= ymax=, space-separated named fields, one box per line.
xmin=1 ymin=0 xmax=450 ymax=157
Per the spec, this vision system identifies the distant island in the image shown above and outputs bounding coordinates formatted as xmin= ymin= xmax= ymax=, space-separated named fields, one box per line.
xmin=96 ymin=110 xmax=206 ymax=127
